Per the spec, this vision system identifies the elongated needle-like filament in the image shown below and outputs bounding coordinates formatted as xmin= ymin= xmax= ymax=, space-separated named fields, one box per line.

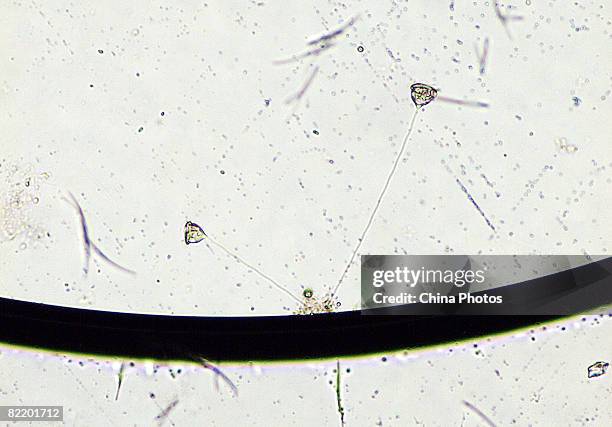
xmin=331 ymin=108 xmax=420 ymax=297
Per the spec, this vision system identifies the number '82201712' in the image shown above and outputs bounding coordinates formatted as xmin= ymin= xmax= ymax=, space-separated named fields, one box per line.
xmin=0 ymin=406 xmax=63 ymax=421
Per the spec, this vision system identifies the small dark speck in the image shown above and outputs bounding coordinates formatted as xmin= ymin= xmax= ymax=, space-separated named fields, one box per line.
xmin=97 ymin=49 xmax=104 ymax=54
xmin=138 ymin=127 xmax=144 ymax=133
xmin=572 ymin=96 xmax=581 ymax=106
xmin=328 ymin=159 xmax=334 ymax=164
xmin=264 ymin=98 xmax=271 ymax=106
xmin=161 ymin=111 xmax=165 ymax=116
xmin=313 ymin=129 xmax=319 ymax=135
xmin=357 ymin=46 xmax=364 ymax=53
xmin=136 ymin=72 xmax=140 ymax=77
xmin=89 ymin=84 xmax=94 ymax=88
xmin=220 ymin=170 xmax=225 ymax=175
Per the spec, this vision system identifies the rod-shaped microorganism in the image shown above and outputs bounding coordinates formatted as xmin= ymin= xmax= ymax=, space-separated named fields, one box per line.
xmin=475 ymin=37 xmax=490 ymax=75
xmin=63 ymin=191 xmax=135 ymax=276
xmin=494 ymin=1 xmax=523 ymax=39
xmin=273 ymin=14 xmax=360 ymax=65
xmin=115 ymin=362 xmax=126 ymax=401
xmin=273 ymin=41 xmax=338 ymax=66
xmin=455 ymin=178 xmax=496 ymax=232
xmin=198 ymin=357 xmax=238 ymax=397
xmin=462 ymin=400 xmax=497 ymax=427
xmin=437 ymin=95 xmax=490 ymax=108
xmin=275 ymin=14 xmax=359 ymax=108
xmin=307 ymin=14 xmax=360 ymax=46
xmin=184 ymin=221 xmax=302 ymax=304
xmin=155 ymin=398 xmax=179 ymax=427
xmin=336 ymin=360 xmax=345 ymax=426
xmin=284 ymin=65 xmax=320 ymax=105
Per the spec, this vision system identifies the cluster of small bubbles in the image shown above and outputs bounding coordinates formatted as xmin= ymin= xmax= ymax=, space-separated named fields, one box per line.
xmin=0 ymin=162 xmax=50 ymax=245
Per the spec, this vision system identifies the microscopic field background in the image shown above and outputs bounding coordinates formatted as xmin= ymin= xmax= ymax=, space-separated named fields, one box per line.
xmin=1 ymin=0 xmax=611 ymax=425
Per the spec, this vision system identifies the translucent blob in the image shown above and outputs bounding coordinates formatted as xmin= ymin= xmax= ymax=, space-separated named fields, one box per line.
xmin=0 ymin=161 xmax=49 ymax=244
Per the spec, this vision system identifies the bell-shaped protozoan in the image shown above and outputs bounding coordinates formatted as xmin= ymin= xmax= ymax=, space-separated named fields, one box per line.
xmin=184 ymin=221 xmax=207 ymax=245
xmin=410 ymin=83 xmax=438 ymax=108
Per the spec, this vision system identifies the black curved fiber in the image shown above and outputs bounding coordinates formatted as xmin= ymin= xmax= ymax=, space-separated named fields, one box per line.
xmin=0 ymin=298 xmax=554 ymax=361
xmin=0 ymin=256 xmax=610 ymax=361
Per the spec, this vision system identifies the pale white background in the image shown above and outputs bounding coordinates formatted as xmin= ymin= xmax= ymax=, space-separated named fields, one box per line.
xmin=1 ymin=0 xmax=611 ymax=425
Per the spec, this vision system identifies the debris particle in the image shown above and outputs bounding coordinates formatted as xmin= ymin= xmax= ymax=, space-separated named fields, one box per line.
xmin=555 ymin=137 xmax=578 ymax=153
xmin=0 ymin=163 xmax=50 ymax=244
xmin=587 ymin=361 xmax=609 ymax=378
xmin=295 ymin=291 xmax=340 ymax=314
